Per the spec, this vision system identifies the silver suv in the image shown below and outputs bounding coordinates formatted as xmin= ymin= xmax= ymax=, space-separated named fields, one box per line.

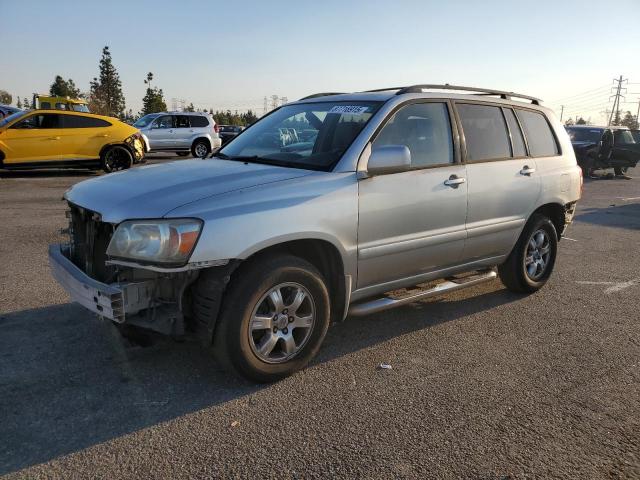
xmin=134 ymin=111 xmax=222 ymax=157
xmin=50 ymin=84 xmax=582 ymax=382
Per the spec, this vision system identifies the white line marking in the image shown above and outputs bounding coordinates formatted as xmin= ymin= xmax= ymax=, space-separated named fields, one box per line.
xmin=577 ymin=278 xmax=640 ymax=293
xmin=563 ymin=237 xmax=578 ymax=242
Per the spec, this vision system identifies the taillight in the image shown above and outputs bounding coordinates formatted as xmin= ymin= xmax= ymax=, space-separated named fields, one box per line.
xmin=578 ymin=167 xmax=583 ymax=197
xmin=213 ymin=124 xmax=220 ymax=134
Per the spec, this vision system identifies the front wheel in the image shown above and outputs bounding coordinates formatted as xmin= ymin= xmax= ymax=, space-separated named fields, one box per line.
xmin=200 ymin=255 xmax=330 ymax=382
xmin=191 ymin=140 xmax=210 ymax=158
xmin=102 ymin=146 xmax=133 ymax=173
xmin=498 ymin=214 xmax=558 ymax=293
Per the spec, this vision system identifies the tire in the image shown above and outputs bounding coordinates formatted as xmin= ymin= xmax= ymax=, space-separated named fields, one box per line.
xmin=191 ymin=139 xmax=210 ymax=158
xmin=498 ymin=214 xmax=558 ymax=294
xmin=614 ymin=166 xmax=628 ymax=176
xmin=200 ymin=254 xmax=330 ymax=382
xmin=176 ymin=152 xmax=190 ymax=157
xmin=101 ymin=146 xmax=133 ymax=173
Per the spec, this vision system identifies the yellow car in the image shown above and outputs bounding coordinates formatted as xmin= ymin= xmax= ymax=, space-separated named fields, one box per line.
xmin=0 ymin=110 xmax=145 ymax=173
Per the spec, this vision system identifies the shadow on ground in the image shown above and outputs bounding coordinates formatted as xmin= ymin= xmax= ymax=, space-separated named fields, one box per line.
xmin=0 ymin=169 xmax=98 ymax=179
xmin=574 ymin=202 xmax=640 ymax=230
xmin=0 ymin=287 xmax=519 ymax=474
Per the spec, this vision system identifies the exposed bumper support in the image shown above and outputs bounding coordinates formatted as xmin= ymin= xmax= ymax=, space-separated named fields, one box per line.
xmin=48 ymin=244 xmax=153 ymax=323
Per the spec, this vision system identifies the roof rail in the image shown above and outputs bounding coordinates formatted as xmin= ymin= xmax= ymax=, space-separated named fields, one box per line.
xmin=386 ymin=84 xmax=542 ymax=105
xmin=299 ymin=92 xmax=347 ymax=100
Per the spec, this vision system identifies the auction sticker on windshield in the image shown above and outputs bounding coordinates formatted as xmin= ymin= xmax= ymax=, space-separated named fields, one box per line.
xmin=328 ymin=105 xmax=370 ymax=115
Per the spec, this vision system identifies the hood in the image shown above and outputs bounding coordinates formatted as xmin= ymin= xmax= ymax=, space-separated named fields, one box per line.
xmin=65 ymin=159 xmax=312 ymax=223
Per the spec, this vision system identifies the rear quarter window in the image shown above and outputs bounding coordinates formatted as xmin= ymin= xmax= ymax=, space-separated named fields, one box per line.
xmin=516 ymin=109 xmax=559 ymax=157
xmin=189 ymin=116 xmax=210 ymax=128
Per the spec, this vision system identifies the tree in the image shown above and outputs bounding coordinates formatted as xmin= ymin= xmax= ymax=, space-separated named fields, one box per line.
xmin=0 ymin=90 xmax=12 ymax=104
xmin=49 ymin=75 xmax=81 ymax=98
xmin=22 ymin=97 xmax=31 ymax=109
xmin=184 ymin=102 xmax=195 ymax=112
xmin=16 ymin=97 xmax=22 ymax=109
xmin=88 ymin=46 xmax=126 ymax=117
xmin=620 ymin=110 xmax=639 ymax=130
xmin=141 ymin=72 xmax=167 ymax=115
xmin=576 ymin=117 xmax=587 ymax=125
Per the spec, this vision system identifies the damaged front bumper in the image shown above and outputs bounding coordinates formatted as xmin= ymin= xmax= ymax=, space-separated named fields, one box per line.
xmin=49 ymin=244 xmax=155 ymax=323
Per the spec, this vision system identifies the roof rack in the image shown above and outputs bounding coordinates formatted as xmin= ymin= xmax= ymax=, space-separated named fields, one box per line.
xmin=365 ymin=84 xmax=542 ymax=105
xmin=299 ymin=92 xmax=347 ymax=100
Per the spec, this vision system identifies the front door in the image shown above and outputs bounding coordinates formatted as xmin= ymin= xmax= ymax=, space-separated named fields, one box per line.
xmin=3 ymin=113 xmax=64 ymax=164
xmin=146 ymin=114 xmax=175 ymax=150
xmin=357 ymin=101 xmax=468 ymax=289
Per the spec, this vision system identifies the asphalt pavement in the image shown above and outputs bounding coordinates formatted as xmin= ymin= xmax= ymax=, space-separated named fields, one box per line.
xmin=0 ymin=161 xmax=638 ymax=479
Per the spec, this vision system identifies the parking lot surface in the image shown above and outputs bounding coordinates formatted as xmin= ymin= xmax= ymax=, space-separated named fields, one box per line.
xmin=1 ymin=161 xmax=639 ymax=479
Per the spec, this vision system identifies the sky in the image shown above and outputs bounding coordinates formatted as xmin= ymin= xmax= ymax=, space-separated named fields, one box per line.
xmin=2 ymin=0 xmax=639 ymax=124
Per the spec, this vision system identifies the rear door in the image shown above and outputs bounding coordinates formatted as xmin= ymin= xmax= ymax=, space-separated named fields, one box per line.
xmin=456 ymin=103 xmax=542 ymax=261
xmin=174 ymin=115 xmax=194 ymax=149
xmin=3 ymin=113 xmax=64 ymax=164
xmin=146 ymin=114 xmax=174 ymax=150
xmin=59 ymin=114 xmax=113 ymax=160
xmin=357 ymin=101 xmax=468 ymax=289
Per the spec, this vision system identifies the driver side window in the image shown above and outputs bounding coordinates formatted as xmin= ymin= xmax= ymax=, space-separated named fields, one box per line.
xmin=373 ymin=103 xmax=453 ymax=168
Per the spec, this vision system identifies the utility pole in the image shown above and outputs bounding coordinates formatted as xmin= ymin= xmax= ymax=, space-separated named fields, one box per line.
xmin=608 ymin=75 xmax=627 ymax=126
xmin=270 ymin=95 xmax=279 ymax=111
xmin=560 ymin=105 xmax=564 ymax=122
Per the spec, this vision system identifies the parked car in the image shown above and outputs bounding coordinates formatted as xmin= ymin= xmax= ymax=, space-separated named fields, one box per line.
xmin=219 ymin=125 xmax=244 ymax=146
xmin=0 ymin=104 xmax=21 ymax=118
xmin=0 ymin=110 xmax=144 ymax=172
xmin=565 ymin=125 xmax=640 ymax=176
xmin=49 ymin=84 xmax=581 ymax=382
xmin=134 ymin=111 xmax=222 ymax=157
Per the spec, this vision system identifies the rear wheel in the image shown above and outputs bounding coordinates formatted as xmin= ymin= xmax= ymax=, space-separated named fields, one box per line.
xmin=499 ymin=214 xmax=558 ymax=293
xmin=192 ymin=139 xmax=210 ymax=158
xmin=199 ymin=255 xmax=331 ymax=382
xmin=102 ymin=146 xmax=132 ymax=173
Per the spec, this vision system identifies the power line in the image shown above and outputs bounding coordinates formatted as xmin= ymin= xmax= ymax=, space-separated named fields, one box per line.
xmin=548 ymin=84 xmax=610 ymax=103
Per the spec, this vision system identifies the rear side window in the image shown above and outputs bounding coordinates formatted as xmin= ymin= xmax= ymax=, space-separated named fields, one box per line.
xmin=189 ymin=116 xmax=209 ymax=128
xmin=176 ymin=115 xmax=190 ymax=128
xmin=457 ymin=104 xmax=510 ymax=161
xmin=503 ymin=108 xmax=526 ymax=157
xmin=516 ymin=109 xmax=559 ymax=157
xmin=63 ymin=115 xmax=111 ymax=128
xmin=373 ymin=102 xmax=453 ymax=168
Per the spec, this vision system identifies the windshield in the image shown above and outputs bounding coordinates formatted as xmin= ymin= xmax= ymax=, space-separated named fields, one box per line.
xmin=566 ymin=127 xmax=603 ymax=143
xmin=217 ymin=101 xmax=382 ymax=171
xmin=0 ymin=111 xmax=27 ymax=127
xmin=70 ymin=104 xmax=90 ymax=113
xmin=134 ymin=113 xmax=160 ymax=128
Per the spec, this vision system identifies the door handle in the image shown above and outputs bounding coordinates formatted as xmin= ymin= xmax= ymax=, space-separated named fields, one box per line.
xmin=444 ymin=175 xmax=466 ymax=188
xmin=520 ymin=165 xmax=536 ymax=176
xmin=48 ymin=136 xmax=61 ymax=140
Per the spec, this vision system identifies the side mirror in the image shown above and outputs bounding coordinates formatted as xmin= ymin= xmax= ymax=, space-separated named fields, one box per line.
xmin=366 ymin=145 xmax=411 ymax=176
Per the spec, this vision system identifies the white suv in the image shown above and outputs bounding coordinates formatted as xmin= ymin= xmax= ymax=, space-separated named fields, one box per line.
xmin=134 ymin=111 xmax=222 ymax=157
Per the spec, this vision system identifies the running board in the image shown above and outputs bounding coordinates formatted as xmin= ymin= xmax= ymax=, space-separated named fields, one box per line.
xmin=348 ymin=270 xmax=497 ymax=317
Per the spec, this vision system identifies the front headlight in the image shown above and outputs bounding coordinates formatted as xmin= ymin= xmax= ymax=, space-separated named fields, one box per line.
xmin=107 ymin=218 xmax=203 ymax=265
